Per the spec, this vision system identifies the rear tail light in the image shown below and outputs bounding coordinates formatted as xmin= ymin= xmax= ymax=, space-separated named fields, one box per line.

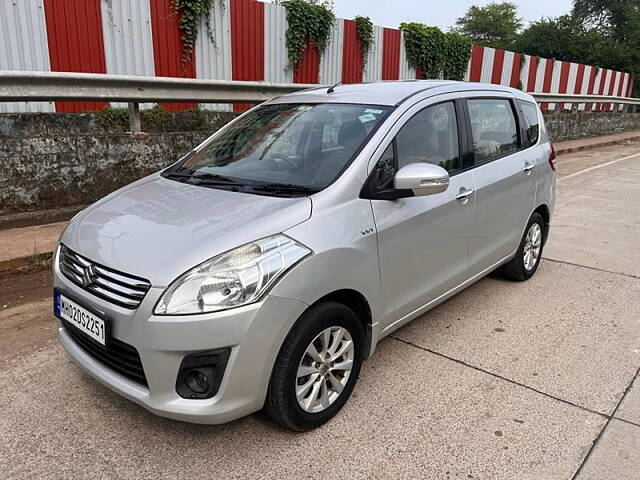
xmin=548 ymin=144 xmax=557 ymax=171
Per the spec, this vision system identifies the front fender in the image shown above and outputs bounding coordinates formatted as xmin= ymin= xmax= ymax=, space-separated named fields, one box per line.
xmin=270 ymin=194 xmax=382 ymax=357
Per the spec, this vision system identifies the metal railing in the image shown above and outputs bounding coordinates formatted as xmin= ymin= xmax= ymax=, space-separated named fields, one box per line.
xmin=532 ymin=92 xmax=640 ymax=105
xmin=0 ymin=71 xmax=319 ymax=131
xmin=1 ymin=71 xmax=638 ymax=131
xmin=531 ymin=92 xmax=640 ymax=112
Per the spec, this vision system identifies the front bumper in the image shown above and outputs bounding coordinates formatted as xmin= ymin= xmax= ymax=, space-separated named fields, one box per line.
xmin=54 ymin=255 xmax=308 ymax=424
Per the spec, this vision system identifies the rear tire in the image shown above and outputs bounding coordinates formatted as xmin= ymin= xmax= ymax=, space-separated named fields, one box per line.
xmin=264 ymin=301 xmax=364 ymax=431
xmin=501 ymin=212 xmax=545 ymax=281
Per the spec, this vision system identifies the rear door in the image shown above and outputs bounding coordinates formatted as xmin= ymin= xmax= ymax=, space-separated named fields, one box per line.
xmin=518 ymin=99 xmax=554 ymax=213
xmin=464 ymin=95 xmax=537 ymax=274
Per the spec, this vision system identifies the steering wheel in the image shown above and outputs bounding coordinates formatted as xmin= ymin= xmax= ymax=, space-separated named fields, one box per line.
xmin=267 ymin=154 xmax=303 ymax=175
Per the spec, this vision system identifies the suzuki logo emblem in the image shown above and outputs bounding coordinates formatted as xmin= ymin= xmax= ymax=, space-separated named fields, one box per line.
xmin=82 ymin=264 xmax=98 ymax=287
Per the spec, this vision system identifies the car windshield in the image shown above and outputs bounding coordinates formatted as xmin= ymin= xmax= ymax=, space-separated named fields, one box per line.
xmin=164 ymin=103 xmax=392 ymax=195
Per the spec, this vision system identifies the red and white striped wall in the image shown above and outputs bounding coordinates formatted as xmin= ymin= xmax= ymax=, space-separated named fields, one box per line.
xmin=0 ymin=0 xmax=634 ymax=113
xmin=467 ymin=45 xmax=633 ymax=111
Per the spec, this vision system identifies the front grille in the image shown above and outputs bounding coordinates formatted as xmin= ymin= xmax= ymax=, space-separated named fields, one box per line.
xmin=59 ymin=245 xmax=151 ymax=309
xmin=63 ymin=321 xmax=148 ymax=387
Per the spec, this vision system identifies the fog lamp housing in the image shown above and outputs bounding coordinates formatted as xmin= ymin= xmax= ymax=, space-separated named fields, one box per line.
xmin=175 ymin=348 xmax=231 ymax=399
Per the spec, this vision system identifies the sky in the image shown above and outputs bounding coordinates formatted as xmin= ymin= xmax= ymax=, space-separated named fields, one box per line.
xmin=334 ymin=0 xmax=574 ymax=30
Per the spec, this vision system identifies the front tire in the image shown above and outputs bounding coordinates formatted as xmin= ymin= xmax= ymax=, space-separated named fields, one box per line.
xmin=264 ymin=301 xmax=364 ymax=431
xmin=501 ymin=212 xmax=545 ymax=281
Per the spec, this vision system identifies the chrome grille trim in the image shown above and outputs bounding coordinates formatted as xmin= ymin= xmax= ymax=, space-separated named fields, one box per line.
xmin=59 ymin=245 xmax=151 ymax=309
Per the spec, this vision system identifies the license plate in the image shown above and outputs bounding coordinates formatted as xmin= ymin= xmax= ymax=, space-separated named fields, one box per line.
xmin=54 ymin=290 xmax=108 ymax=347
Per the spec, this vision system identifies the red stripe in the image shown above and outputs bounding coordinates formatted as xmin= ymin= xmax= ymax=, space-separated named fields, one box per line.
xmin=509 ymin=53 xmax=522 ymax=88
xmin=597 ymin=70 xmax=608 ymax=95
xmin=381 ymin=28 xmax=400 ymax=80
xmin=586 ymin=66 xmax=598 ymax=111
xmin=574 ymin=64 xmax=586 ymax=94
xmin=293 ymin=40 xmax=320 ymax=84
xmin=526 ymin=56 xmax=538 ymax=92
xmin=540 ymin=59 xmax=555 ymax=110
xmin=596 ymin=70 xmax=608 ymax=111
xmin=608 ymin=71 xmax=618 ymax=96
xmin=230 ymin=0 xmax=264 ymax=111
xmin=342 ymin=19 xmax=363 ymax=84
xmin=491 ymin=49 xmax=505 ymax=84
xmin=150 ymin=0 xmax=196 ymax=111
xmin=542 ymin=59 xmax=554 ymax=92
xmin=559 ymin=62 xmax=570 ymax=93
xmin=558 ymin=62 xmax=571 ymax=110
xmin=587 ymin=67 xmax=598 ymax=94
xmin=416 ymin=67 xmax=424 ymax=79
xmin=230 ymin=0 xmax=264 ymax=81
xmin=44 ymin=0 xmax=107 ymax=112
xmin=616 ymin=72 xmax=626 ymax=96
xmin=627 ymin=76 xmax=634 ymax=97
xmin=469 ymin=45 xmax=483 ymax=82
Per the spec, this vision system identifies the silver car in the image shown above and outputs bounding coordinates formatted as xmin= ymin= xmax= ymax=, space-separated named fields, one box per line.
xmin=54 ymin=81 xmax=556 ymax=431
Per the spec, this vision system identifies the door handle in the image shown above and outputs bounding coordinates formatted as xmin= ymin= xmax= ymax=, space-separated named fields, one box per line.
xmin=524 ymin=162 xmax=536 ymax=172
xmin=456 ymin=187 xmax=474 ymax=201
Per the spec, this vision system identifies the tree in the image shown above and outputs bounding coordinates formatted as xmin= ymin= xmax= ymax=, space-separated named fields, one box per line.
xmin=514 ymin=15 xmax=599 ymax=63
xmin=572 ymin=0 xmax=640 ymax=69
xmin=453 ymin=2 xmax=523 ymax=49
xmin=512 ymin=1 xmax=640 ymax=96
xmin=573 ymin=0 xmax=640 ymax=40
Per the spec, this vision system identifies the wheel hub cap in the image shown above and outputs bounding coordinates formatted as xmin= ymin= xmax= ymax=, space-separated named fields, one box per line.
xmin=296 ymin=327 xmax=354 ymax=414
xmin=523 ymin=223 xmax=542 ymax=271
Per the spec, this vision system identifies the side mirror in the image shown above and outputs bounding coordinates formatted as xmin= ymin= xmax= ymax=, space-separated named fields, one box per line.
xmin=394 ymin=163 xmax=450 ymax=197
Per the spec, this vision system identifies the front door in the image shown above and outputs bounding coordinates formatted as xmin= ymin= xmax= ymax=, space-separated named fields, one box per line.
xmin=367 ymin=100 xmax=475 ymax=328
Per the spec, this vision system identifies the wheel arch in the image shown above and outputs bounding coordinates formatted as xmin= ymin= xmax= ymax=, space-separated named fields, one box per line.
xmin=311 ymin=289 xmax=374 ymax=360
xmin=533 ymin=203 xmax=550 ymax=244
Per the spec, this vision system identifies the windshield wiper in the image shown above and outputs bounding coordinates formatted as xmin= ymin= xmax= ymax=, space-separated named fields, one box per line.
xmin=162 ymin=171 xmax=194 ymax=183
xmin=191 ymin=173 xmax=244 ymax=185
xmin=164 ymin=172 xmax=318 ymax=195
xmin=163 ymin=171 xmax=241 ymax=185
xmin=248 ymin=183 xmax=320 ymax=196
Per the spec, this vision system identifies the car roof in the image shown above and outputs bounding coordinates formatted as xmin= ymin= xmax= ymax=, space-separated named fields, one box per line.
xmin=268 ymin=80 xmax=535 ymax=107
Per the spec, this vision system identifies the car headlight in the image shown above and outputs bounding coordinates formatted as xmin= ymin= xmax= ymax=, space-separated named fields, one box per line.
xmin=154 ymin=235 xmax=311 ymax=315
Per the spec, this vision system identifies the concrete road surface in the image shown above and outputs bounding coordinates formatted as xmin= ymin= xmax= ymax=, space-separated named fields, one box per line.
xmin=1 ymin=142 xmax=639 ymax=480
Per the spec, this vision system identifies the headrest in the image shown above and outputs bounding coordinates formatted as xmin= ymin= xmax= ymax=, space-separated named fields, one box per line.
xmin=338 ymin=120 xmax=367 ymax=147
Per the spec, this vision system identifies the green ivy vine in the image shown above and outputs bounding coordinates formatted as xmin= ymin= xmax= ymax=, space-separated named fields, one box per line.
xmin=443 ymin=32 xmax=472 ymax=81
xmin=282 ymin=0 xmax=335 ymax=70
xmin=173 ymin=0 xmax=217 ymax=64
xmin=400 ymin=23 xmax=445 ymax=79
xmin=355 ymin=15 xmax=373 ymax=68
xmin=401 ymin=22 xmax=471 ymax=81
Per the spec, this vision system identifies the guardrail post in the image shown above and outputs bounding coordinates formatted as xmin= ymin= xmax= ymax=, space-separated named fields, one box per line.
xmin=128 ymin=102 xmax=141 ymax=132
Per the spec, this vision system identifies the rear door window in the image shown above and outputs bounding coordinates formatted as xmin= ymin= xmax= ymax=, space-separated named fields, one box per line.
xmin=519 ymin=101 xmax=540 ymax=147
xmin=467 ymin=99 xmax=519 ymax=164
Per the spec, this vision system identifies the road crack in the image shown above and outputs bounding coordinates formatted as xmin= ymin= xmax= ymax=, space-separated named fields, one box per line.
xmin=542 ymin=257 xmax=640 ymax=280
xmin=390 ymin=335 xmax=640 ymax=431
xmin=570 ymin=366 xmax=640 ymax=479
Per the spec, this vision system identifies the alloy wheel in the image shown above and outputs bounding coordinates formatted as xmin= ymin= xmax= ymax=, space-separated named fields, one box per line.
xmin=295 ymin=327 xmax=354 ymax=413
xmin=523 ymin=223 xmax=542 ymax=271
